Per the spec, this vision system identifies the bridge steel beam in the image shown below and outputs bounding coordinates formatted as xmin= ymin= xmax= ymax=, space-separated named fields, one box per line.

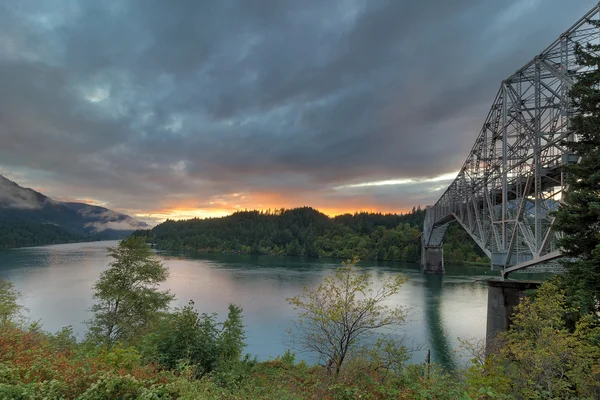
xmin=421 ymin=4 xmax=600 ymax=278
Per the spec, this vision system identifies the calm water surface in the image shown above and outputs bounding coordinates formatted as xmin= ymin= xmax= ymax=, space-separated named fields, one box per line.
xmin=0 ymin=241 xmax=543 ymax=369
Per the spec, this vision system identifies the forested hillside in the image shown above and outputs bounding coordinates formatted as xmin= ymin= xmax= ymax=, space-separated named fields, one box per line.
xmin=135 ymin=207 xmax=488 ymax=264
xmin=0 ymin=213 xmax=88 ymax=248
xmin=442 ymin=222 xmax=488 ymax=264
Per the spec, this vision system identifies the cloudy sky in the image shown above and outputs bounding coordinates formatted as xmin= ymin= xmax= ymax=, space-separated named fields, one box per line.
xmin=0 ymin=0 xmax=596 ymax=225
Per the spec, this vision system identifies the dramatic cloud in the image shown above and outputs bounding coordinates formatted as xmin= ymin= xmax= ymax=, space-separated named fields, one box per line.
xmin=0 ymin=0 xmax=596 ymax=223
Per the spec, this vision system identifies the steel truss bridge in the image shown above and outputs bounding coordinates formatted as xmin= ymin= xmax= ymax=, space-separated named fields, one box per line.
xmin=422 ymin=4 xmax=600 ymax=278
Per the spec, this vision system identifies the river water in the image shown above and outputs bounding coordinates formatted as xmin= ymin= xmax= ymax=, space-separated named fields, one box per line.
xmin=0 ymin=241 xmax=544 ymax=369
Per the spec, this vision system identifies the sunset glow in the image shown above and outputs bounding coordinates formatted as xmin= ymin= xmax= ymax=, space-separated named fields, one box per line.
xmin=132 ymin=195 xmax=416 ymax=226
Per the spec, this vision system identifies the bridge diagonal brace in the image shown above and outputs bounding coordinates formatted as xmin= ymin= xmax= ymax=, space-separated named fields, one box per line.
xmin=539 ymin=58 xmax=576 ymax=88
xmin=503 ymin=175 xmax=533 ymax=269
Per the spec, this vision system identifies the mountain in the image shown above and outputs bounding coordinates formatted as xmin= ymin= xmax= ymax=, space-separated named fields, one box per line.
xmin=0 ymin=174 xmax=149 ymax=248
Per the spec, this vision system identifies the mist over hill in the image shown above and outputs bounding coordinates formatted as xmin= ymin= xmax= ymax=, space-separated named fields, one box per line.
xmin=0 ymin=174 xmax=149 ymax=248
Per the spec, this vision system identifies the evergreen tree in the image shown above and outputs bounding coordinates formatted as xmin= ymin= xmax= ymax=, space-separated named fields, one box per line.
xmin=219 ymin=304 xmax=247 ymax=367
xmin=554 ymin=36 xmax=600 ymax=314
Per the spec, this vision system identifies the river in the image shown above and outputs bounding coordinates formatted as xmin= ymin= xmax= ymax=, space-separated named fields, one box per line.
xmin=0 ymin=241 xmax=545 ymax=369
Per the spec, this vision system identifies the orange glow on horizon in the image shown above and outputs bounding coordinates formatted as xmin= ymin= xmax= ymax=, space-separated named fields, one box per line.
xmin=128 ymin=191 xmax=418 ymax=226
xmin=134 ymin=204 xmax=414 ymax=226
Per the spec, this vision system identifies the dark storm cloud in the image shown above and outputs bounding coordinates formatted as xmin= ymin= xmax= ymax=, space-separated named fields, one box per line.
xmin=0 ymin=0 xmax=596 ymax=218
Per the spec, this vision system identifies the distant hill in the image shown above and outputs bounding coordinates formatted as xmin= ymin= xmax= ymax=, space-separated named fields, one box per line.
xmin=134 ymin=206 xmax=430 ymax=262
xmin=134 ymin=206 xmax=488 ymax=265
xmin=0 ymin=174 xmax=149 ymax=248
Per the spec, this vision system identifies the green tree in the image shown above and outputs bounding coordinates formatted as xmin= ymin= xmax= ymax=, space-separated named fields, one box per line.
xmin=286 ymin=258 xmax=408 ymax=374
xmin=219 ymin=304 xmax=246 ymax=366
xmin=140 ymin=301 xmax=248 ymax=379
xmin=0 ymin=278 xmax=24 ymax=325
xmin=213 ymin=304 xmax=253 ymax=387
xmin=484 ymin=281 xmax=600 ymax=398
xmin=141 ymin=300 xmax=220 ymax=376
xmin=87 ymin=236 xmax=174 ymax=346
xmin=554 ymin=36 xmax=600 ymax=314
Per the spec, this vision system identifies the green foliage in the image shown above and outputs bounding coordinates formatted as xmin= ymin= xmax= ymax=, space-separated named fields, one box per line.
xmin=87 ymin=236 xmax=174 ymax=346
xmin=47 ymin=326 xmax=78 ymax=352
xmin=442 ymin=222 xmax=489 ymax=265
xmin=77 ymin=373 xmax=176 ymax=400
xmin=0 ymin=278 xmax=25 ymax=326
xmin=279 ymin=349 xmax=296 ymax=366
xmin=215 ymin=304 xmax=254 ymax=387
xmin=0 ymin=380 xmax=70 ymax=400
xmin=481 ymin=281 xmax=600 ymax=399
xmin=458 ymin=337 xmax=513 ymax=399
xmin=0 ymin=323 xmax=479 ymax=400
xmin=6 ymin=306 xmax=594 ymax=399
xmin=135 ymin=206 xmax=488 ymax=265
xmin=0 ymin=324 xmax=178 ymax=399
xmin=77 ymin=373 xmax=147 ymax=399
xmin=0 ymin=211 xmax=87 ymax=249
xmin=554 ymin=36 xmax=600 ymax=314
xmin=141 ymin=301 xmax=252 ymax=383
xmin=286 ymin=258 xmax=408 ymax=374
xmin=219 ymin=304 xmax=246 ymax=364
xmin=394 ymin=364 xmax=472 ymax=400
xmin=141 ymin=301 xmax=220 ymax=377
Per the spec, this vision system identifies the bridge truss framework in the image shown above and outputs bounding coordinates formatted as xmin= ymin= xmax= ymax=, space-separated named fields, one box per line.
xmin=422 ymin=4 xmax=600 ymax=277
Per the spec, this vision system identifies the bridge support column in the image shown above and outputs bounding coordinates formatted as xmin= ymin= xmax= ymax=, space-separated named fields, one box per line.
xmin=486 ymin=280 xmax=540 ymax=349
xmin=421 ymin=246 xmax=444 ymax=274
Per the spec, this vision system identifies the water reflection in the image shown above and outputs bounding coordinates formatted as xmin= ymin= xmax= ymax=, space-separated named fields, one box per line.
xmin=0 ymin=242 xmax=540 ymax=369
xmin=423 ymin=275 xmax=455 ymax=370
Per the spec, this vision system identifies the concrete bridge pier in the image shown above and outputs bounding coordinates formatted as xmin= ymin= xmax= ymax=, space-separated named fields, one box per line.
xmin=421 ymin=246 xmax=444 ymax=273
xmin=486 ymin=280 xmax=540 ymax=349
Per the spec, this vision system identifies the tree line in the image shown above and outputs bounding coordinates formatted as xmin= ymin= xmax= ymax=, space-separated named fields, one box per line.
xmin=134 ymin=206 xmax=489 ymax=265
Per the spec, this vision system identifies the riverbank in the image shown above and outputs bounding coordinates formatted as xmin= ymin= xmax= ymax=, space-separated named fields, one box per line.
xmin=152 ymin=244 xmax=492 ymax=267
xmin=0 ymin=324 xmax=488 ymax=399
xmin=462 ymin=261 xmax=490 ymax=267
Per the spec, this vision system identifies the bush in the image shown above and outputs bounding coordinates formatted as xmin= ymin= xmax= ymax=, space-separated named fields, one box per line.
xmin=141 ymin=301 xmax=251 ymax=381
xmin=0 ymin=326 xmax=173 ymax=399
xmin=0 ymin=380 xmax=69 ymax=400
xmin=484 ymin=281 xmax=600 ymax=399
